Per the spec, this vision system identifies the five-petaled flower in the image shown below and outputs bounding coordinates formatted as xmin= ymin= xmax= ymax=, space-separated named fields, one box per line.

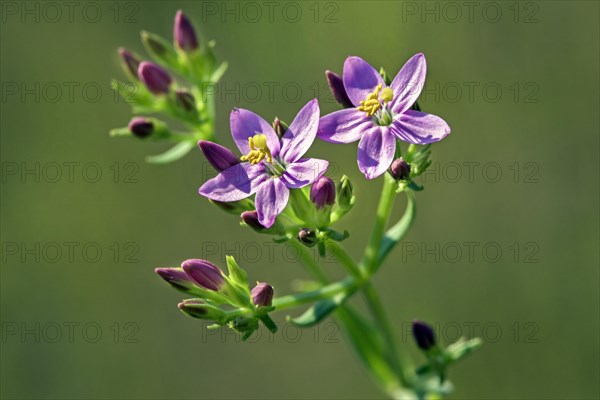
xmin=199 ymin=99 xmax=328 ymax=228
xmin=317 ymin=53 xmax=451 ymax=179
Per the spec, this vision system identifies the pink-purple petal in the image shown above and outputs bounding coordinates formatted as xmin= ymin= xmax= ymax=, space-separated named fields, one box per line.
xmin=230 ymin=108 xmax=280 ymax=157
xmin=280 ymin=158 xmax=329 ymax=189
xmin=391 ymin=110 xmax=451 ymax=145
xmin=357 ymin=126 xmax=396 ymax=180
xmin=279 ymin=99 xmax=320 ymax=163
xmin=317 ymin=108 xmax=373 ymax=144
xmin=255 ymin=178 xmax=289 ymax=228
xmin=390 ymin=53 xmax=427 ymax=114
xmin=198 ymin=162 xmax=267 ymax=201
xmin=343 ymin=56 xmax=385 ymax=107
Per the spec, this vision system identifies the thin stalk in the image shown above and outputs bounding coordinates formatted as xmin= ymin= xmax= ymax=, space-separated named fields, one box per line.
xmin=272 ymin=278 xmax=354 ymax=311
xmin=362 ymin=174 xmax=397 ymax=274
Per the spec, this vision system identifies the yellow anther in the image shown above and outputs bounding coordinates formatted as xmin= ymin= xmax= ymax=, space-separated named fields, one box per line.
xmin=357 ymin=84 xmax=385 ymax=117
xmin=381 ymin=87 xmax=394 ymax=103
xmin=240 ymin=134 xmax=272 ymax=164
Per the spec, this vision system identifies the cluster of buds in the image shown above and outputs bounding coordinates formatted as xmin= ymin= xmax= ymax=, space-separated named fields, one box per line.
xmin=110 ymin=10 xmax=228 ymax=163
xmin=156 ymin=256 xmax=276 ymax=340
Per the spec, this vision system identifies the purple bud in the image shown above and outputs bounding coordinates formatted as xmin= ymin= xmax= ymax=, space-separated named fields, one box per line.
xmin=412 ymin=320 xmax=436 ymax=351
xmin=251 ymin=282 xmax=274 ymax=307
xmin=174 ymin=10 xmax=199 ymax=51
xmin=326 ymin=70 xmax=353 ymax=108
xmin=138 ymin=61 xmax=172 ymax=94
xmin=155 ymin=267 xmax=193 ymax=291
xmin=128 ymin=117 xmax=154 ymax=138
xmin=298 ymin=228 xmax=318 ymax=247
xmin=175 ymin=89 xmax=196 ymax=112
xmin=389 ymin=158 xmax=411 ymax=181
xmin=272 ymin=117 xmax=288 ymax=138
xmin=310 ymin=176 xmax=336 ymax=209
xmin=198 ymin=140 xmax=240 ymax=172
xmin=118 ymin=48 xmax=140 ymax=79
xmin=182 ymin=259 xmax=225 ymax=291
xmin=241 ymin=210 xmax=266 ymax=231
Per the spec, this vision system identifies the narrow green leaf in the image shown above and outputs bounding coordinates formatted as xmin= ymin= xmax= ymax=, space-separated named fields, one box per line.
xmin=145 ymin=141 xmax=195 ymax=164
xmin=287 ymin=290 xmax=352 ymax=327
xmin=378 ymin=192 xmax=416 ymax=265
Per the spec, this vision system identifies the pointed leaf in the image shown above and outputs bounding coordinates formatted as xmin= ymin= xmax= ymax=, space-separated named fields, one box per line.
xmin=145 ymin=141 xmax=195 ymax=164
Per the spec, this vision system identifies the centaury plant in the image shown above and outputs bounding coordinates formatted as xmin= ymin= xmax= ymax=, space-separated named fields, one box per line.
xmin=110 ymin=10 xmax=481 ymax=399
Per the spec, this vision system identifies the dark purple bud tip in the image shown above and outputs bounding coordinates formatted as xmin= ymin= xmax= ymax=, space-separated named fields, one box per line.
xmin=118 ymin=48 xmax=140 ymax=79
xmin=272 ymin=117 xmax=288 ymax=138
xmin=251 ymin=282 xmax=274 ymax=307
xmin=138 ymin=61 xmax=172 ymax=95
xmin=241 ymin=210 xmax=266 ymax=231
xmin=174 ymin=10 xmax=199 ymax=51
xmin=298 ymin=228 xmax=318 ymax=247
xmin=390 ymin=158 xmax=411 ymax=181
xmin=178 ymin=300 xmax=209 ymax=318
xmin=198 ymin=140 xmax=240 ymax=172
xmin=182 ymin=259 xmax=225 ymax=291
xmin=326 ymin=70 xmax=353 ymax=108
xmin=128 ymin=117 xmax=154 ymax=138
xmin=155 ymin=267 xmax=192 ymax=290
xmin=175 ymin=89 xmax=196 ymax=112
xmin=310 ymin=176 xmax=336 ymax=209
xmin=412 ymin=320 xmax=436 ymax=351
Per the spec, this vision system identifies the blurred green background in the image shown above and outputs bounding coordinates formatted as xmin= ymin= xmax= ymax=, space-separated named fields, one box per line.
xmin=1 ymin=1 xmax=598 ymax=398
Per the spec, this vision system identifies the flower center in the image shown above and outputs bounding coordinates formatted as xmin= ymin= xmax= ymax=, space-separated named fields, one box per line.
xmin=241 ymin=134 xmax=272 ymax=164
xmin=357 ymin=84 xmax=394 ymax=117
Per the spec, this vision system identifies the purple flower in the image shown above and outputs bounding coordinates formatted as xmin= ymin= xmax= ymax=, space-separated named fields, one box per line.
xmin=318 ymin=53 xmax=451 ymax=179
xmin=199 ymin=99 xmax=328 ymax=228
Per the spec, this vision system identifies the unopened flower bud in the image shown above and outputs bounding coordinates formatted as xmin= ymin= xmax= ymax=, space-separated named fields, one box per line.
xmin=298 ymin=228 xmax=318 ymax=247
xmin=178 ymin=299 xmax=223 ymax=320
xmin=182 ymin=259 xmax=225 ymax=291
xmin=198 ymin=140 xmax=239 ymax=172
xmin=336 ymin=175 xmax=354 ymax=209
xmin=118 ymin=48 xmax=140 ymax=79
xmin=174 ymin=10 xmax=199 ymax=51
xmin=128 ymin=117 xmax=154 ymax=138
xmin=310 ymin=176 xmax=336 ymax=209
xmin=175 ymin=89 xmax=196 ymax=112
xmin=241 ymin=210 xmax=265 ymax=231
xmin=251 ymin=282 xmax=274 ymax=307
xmin=412 ymin=320 xmax=436 ymax=351
xmin=141 ymin=31 xmax=169 ymax=57
xmin=138 ymin=61 xmax=172 ymax=94
xmin=390 ymin=158 xmax=411 ymax=181
xmin=326 ymin=70 xmax=353 ymax=108
xmin=155 ymin=267 xmax=195 ymax=292
xmin=272 ymin=117 xmax=288 ymax=138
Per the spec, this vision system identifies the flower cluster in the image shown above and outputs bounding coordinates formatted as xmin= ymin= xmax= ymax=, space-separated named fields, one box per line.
xmin=156 ymin=257 xmax=276 ymax=339
xmin=110 ymin=10 xmax=228 ymax=163
xmin=110 ymin=10 xmax=485 ymax=399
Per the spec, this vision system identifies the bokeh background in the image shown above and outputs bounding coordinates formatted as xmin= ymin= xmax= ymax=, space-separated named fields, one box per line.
xmin=1 ymin=1 xmax=599 ymax=399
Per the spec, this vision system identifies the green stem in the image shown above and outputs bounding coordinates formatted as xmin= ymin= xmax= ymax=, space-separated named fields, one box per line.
xmin=272 ymin=278 xmax=354 ymax=311
xmin=362 ymin=174 xmax=397 ymax=275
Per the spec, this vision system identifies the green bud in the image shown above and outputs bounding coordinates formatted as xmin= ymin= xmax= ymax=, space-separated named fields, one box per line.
xmin=178 ymin=300 xmax=226 ymax=322
xmin=336 ymin=175 xmax=355 ymax=211
xmin=141 ymin=31 xmax=179 ymax=68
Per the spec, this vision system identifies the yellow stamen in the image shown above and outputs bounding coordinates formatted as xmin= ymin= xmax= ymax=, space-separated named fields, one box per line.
xmin=357 ymin=84 xmax=386 ymax=117
xmin=381 ymin=87 xmax=394 ymax=103
xmin=240 ymin=134 xmax=272 ymax=164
